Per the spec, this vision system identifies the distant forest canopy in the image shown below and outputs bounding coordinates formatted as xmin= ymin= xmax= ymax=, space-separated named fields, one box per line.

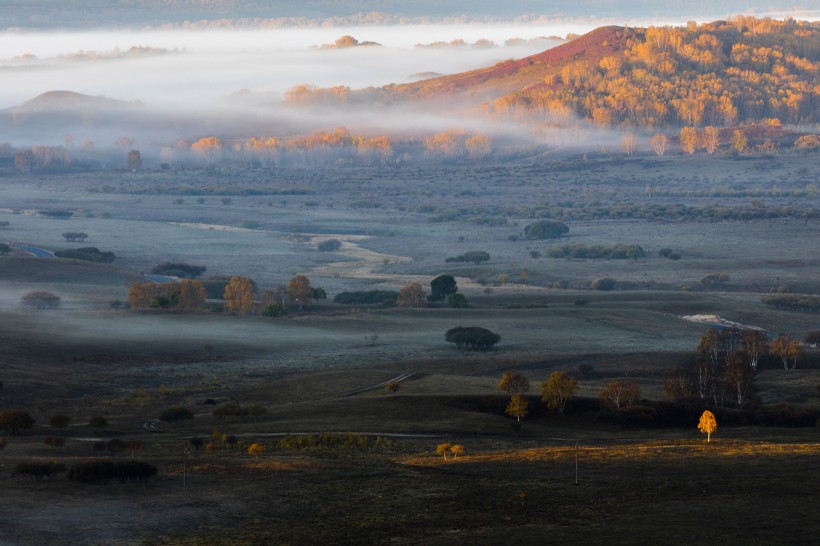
xmin=0 ymin=1 xmax=812 ymax=30
xmin=292 ymin=18 xmax=820 ymax=129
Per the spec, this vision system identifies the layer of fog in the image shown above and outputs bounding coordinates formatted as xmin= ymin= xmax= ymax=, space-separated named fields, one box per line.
xmin=0 ymin=24 xmax=584 ymax=110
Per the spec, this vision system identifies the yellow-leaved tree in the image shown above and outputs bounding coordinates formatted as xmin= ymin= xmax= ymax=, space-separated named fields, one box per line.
xmin=287 ymin=273 xmax=313 ymax=311
xmin=698 ymin=410 xmax=717 ymax=442
xmin=224 ymin=277 xmax=255 ymax=314
xmin=247 ymin=442 xmax=264 ymax=461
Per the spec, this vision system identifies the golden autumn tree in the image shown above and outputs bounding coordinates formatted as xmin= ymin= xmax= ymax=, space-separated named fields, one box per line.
xmin=506 ymin=393 xmax=529 ymax=422
xmin=541 ymin=371 xmax=578 ymax=414
xmin=191 ymin=135 xmax=222 ymax=163
xmin=224 ymin=277 xmax=255 ymax=314
xmin=287 ymin=273 xmax=312 ymax=311
xmin=770 ymin=336 xmax=801 ymax=370
xmin=679 ymin=127 xmax=699 ymax=155
xmin=128 ymin=281 xmax=155 ymax=308
xmin=247 ymin=443 xmax=264 ymax=461
xmin=731 ymin=130 xmax=747 ymax=153
xmin=398 ymin=282 xmax=427 ymax=308
xmin=698 ymin=410 xmax=717 ymax=442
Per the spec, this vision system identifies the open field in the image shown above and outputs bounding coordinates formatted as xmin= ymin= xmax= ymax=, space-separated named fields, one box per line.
xmin=1 ymin=150 xmax=819 ymax=544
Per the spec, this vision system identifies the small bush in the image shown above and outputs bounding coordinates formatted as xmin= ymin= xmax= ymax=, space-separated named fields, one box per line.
xmin=21 ymin=291 xmax=61 ymax=310
xmin=447 ymin=293 xmax=469 ymax=308
xmin=701 ymin=273 xmax=730 ymax=286
xmin=317 ymin=239 xmax=342 ymax=252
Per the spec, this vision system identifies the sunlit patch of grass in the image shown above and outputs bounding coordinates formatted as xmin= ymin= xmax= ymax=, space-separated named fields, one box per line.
xmin=400 ymin=440 xmax=820 ymax=467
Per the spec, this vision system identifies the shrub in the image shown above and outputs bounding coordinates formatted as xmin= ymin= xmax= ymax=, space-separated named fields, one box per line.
xmin=659 ymin=248 xmax=673 ymax=257
xmin=445 ymin=251 xmax=490 ymax=264
xmin=21 ymin=291 xmax=61 ymax=310
xmin=160 ymin=407 xmax=194 ymax=424
xmin=317 ymin=239 xmax=342 ymax=252
xmin=261 ymin=303 xmax=287 ymax=317
xmin=88 ymin=416 xmax=109 ymax=429
xmin=0 ymin=410 xmax=35 ymax=434
xmin=590 ymin=278 xmax=616 ymax=291
xmin=701 ymin=273 xmax=730 ymax=286
xmin=447 ymin=293 xmax=469 ymax=308
xmin=150 ymin=263 xmax=207 ymax=278
xmin=333 ymin=290 xmax=398 ymax=305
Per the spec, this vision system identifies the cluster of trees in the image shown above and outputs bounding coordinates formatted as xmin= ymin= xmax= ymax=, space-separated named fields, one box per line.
xmin=497 ymin=370 xmax=579 ymax=422
xmin=547 ymin=243 xmax=645 ymax=260
xmin=490 ymin=18 xmax=819 ymax=128
xmin=182 ymin=128 xmax=394 ymax=168
xmin=54 ymin=247 xmax=115 ymax=263
xmin=435 ymin=442 xmax=465 ymax=460
xmin=423 ymin=130 xmax=493 ymax=159
xmin=14 ymin=462 xmax=66 ymax=481
xmin=445 ymin=251 xmax=490 ymax=264
xmin=127 ymin=273 xmax=325 ymax=315
xmin=61 ymin=232 xmax=88 ymax=242
xmin=499 ymin=202 xmax=820 ymax=224
xmin=333 ymin=290 xmax=398 ymax=305
xmin=150 ymin=262 xmax=207 ymax=278
xmin=665 ymin=328 xmax=803 ymax=408
xmin=128 ymin=279 xmax=206 ymax=310
xmin=445 ymin=327 xmax=501 ymax=351
xmin=762 ymin=293 xmax=820 ymax=313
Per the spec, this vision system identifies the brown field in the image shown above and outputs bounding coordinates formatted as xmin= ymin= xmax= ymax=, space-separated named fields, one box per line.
xmin=1 ymin=150 xmax=819 ymax=544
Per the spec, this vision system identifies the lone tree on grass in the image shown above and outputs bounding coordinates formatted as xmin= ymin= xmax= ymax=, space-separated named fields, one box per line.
xmin=224 ymin=276 xmax=255 ymax=314
xmin=506 ymin=393 xmax=529 ymax=422
xmin=430 ymin=274 xmax=458 ymax=301
xmin=436 ymin=442 xmax=452 ymax=460
xmin=0 ymin=243 xmax=11 ymax=255
xmin=698 ymin=410 xmax=717 ymax=442
xmin=21 ymin=291 xmax=61 ymax=310
xmin=386 ymin=380 xmax=401 ymax=395
xmin=287 ymin=273 xmax=313 ymax=311
xmin=541 ymin=371 xmax=578 ymax=414
xmin=247 ymin=442 xmax=264 ymax=461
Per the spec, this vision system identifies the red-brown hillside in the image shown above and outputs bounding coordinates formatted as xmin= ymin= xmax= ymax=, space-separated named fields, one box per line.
xmin=389 ymin=26 xmax=638 ymax=100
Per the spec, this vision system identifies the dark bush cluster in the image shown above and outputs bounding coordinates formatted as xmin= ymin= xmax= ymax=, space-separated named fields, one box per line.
xmin=333 ymin=290 xmax=399 ymax=305
xmin=14 ymin=461 xmax=66 ymax=481
xmin=150 ymin=262 xmax=207 ymax=278
xmin=547 ymin=243 xmax=645 ymax=260
xmin=317 ymin=239 xmax=342 ymax=252
xmin=54 ymin=247 xmax=115 ymax=263
xmin=762 ymin=294 xmax=820 ymax=313
xmin=524 ymin=220 xmax=569 ymax=239
xmin=590 ymin=277 xmax=616 ymax=291
xmin=67 ymin=460 xmax=157 ymax=484
xmin=445 ymin=251 xmax=490 ymax=264
xmin=0 ymin=410 xmax=35 ymax=434
xmin=445 ymin=326 xmax=501 ymax=351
